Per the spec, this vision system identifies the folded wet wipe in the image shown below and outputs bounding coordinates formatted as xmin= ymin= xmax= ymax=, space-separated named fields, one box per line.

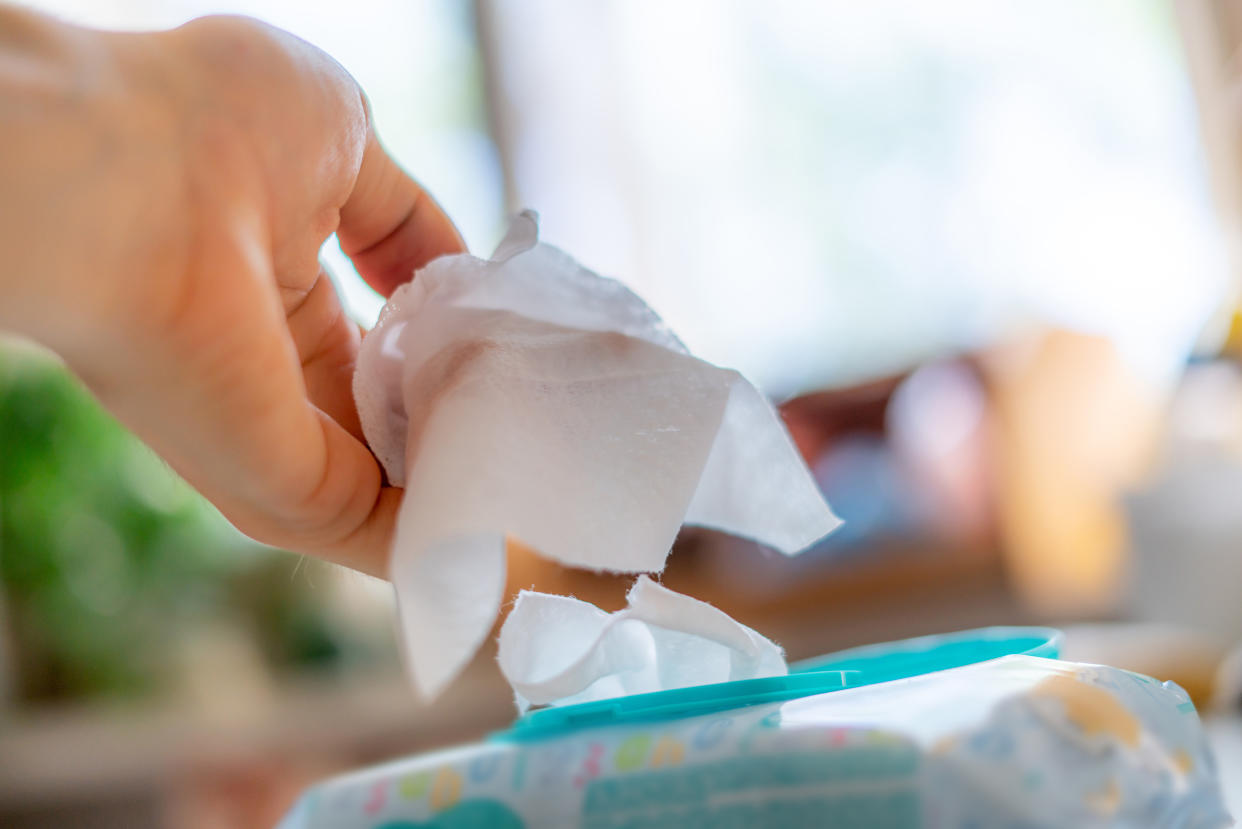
xmin=354 ymin=212 xmax=837 ymax=698
xmin=498 ymin=575 xmax=787 ymax=712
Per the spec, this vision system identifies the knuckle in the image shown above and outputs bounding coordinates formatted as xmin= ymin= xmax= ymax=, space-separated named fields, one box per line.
xmin=280 ymin=444 xmax=379 ymax=551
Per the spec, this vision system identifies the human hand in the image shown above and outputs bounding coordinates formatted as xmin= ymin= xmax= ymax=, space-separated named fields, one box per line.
xmin=0 ymin=9 xmax=464 ymax=575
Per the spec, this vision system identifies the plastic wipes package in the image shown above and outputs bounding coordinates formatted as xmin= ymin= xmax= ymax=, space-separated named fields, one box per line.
xmin=278 ymin=630 xmax=1234 ymax=829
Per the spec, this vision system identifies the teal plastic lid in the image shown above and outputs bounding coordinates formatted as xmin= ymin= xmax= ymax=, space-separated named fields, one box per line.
xmin=790 ymin=625 xmax=1062 ymax=682
xmin=501 ymin=626 xmax=1061 ymax=741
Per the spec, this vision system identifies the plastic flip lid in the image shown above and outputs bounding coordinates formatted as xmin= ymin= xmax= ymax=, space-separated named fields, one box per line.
xmin=501 ymin=626 xmax=1062 ymax=741
xmin=789 ymin=625 xmax=1062 ymax=684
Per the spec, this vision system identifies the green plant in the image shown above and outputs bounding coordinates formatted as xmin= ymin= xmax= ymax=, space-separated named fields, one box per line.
xmin=0 ymin=343 xmax=259 ymax=702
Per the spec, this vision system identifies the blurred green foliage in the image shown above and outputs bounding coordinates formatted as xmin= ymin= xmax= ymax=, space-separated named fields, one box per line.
xmin=0 ymin=343 xmax=365 ymax=704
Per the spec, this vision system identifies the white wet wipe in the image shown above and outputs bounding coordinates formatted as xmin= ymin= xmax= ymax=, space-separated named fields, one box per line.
xmin=353 ymin=211 xmax=838 ymax=698
xmin=498 ymin=576 xmax=788 ymax=712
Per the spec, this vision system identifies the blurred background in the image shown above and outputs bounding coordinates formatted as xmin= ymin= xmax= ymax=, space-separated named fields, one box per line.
xmin=3 ymin=0 xmax=1242 ymax=825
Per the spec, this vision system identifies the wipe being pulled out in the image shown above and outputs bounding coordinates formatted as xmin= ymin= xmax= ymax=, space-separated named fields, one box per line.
xmin=499 ymin=576 xmax=787 ymax=712
xmin=354 ymin=211 xmax=838 ymax=698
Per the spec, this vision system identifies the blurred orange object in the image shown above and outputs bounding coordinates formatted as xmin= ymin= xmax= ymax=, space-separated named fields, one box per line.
xmin=986 ymin=329 xmax=1164 ymax=617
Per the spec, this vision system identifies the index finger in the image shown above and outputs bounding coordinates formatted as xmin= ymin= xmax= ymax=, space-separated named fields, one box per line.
xmin=337 ymin=123 xmax=466 ymax=297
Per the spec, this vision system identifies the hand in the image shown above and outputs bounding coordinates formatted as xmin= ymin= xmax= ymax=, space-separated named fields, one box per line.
xmin=0 ymin=9 xmax=464 ymax=575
